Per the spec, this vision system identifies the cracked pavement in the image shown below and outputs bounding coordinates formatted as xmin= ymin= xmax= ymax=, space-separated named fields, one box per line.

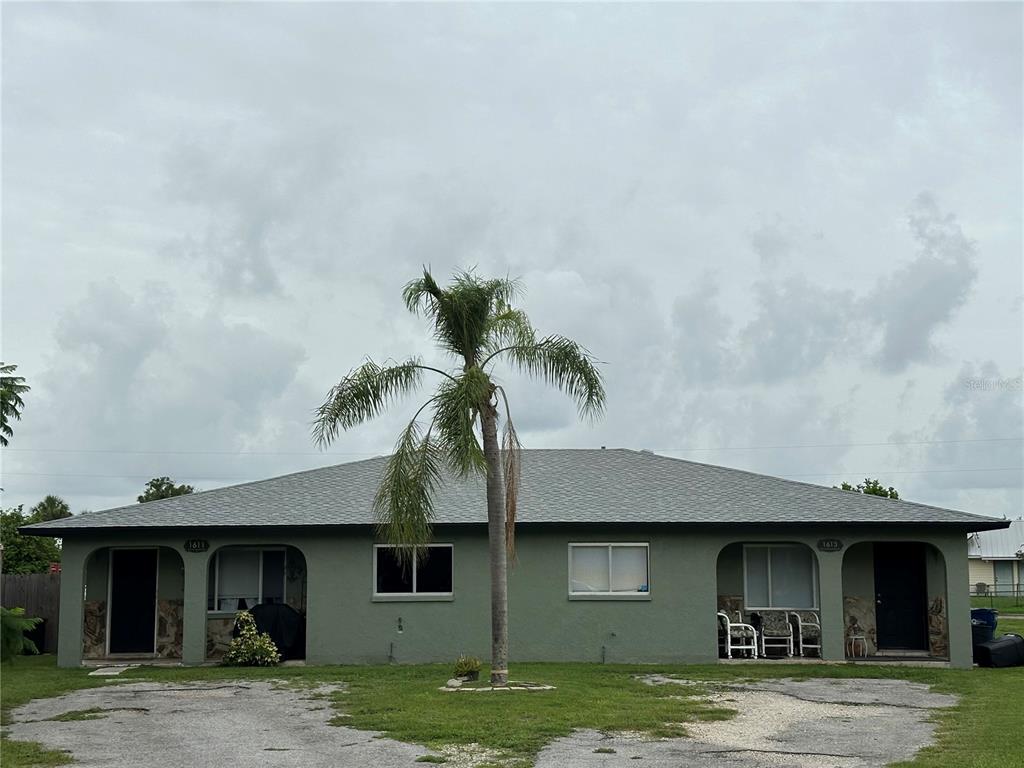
xmin=6 ymin=676 xmax=956 ymax=767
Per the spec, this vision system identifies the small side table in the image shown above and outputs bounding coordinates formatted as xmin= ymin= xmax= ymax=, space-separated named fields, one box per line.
xmin=846 ymin=635 xmax=867 ymax=658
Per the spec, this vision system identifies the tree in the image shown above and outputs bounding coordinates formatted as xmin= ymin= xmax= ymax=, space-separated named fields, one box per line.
xmin=29 ymin=495 xmax=72 ymax=522
xmin=313 ymin=269 xmax=605 ymax=684
xmin=138 ymin=477 xmax=196 ymax=503
xmin=1 ymin=362 xmax=30 ymax=447
xmin=0 ymin=506 xmax=62 ymax=574
xmin=838 ymin=478 xmax=899 ymax=499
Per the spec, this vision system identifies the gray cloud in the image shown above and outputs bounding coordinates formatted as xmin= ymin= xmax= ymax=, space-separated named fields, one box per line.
xmin=867 ymin=194 xmax=979 ymax=373
xmin=1 ymin=3 xmax=1020 ymax=518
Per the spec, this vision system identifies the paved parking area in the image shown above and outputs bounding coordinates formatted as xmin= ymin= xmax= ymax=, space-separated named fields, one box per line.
xmin=8 ymin=676 xmax=956 ymax=768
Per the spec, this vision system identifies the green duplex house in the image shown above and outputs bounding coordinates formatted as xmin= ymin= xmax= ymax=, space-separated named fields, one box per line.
xmin=23 ymin=449 xmax=1007 ymax=669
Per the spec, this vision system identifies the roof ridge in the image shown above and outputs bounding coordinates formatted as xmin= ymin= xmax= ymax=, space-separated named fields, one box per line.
xmin=637 ymin=449 xmax=994 ymax=522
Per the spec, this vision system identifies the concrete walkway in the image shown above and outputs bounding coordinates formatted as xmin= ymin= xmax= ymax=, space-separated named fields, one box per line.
xmin=8 ymin=676 xmax=957 ymax=768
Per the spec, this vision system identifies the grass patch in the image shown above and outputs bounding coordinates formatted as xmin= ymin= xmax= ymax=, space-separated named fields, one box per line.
xmin=2 ymin=654 xmax=1024 ymax=767
xmin=970 ymin=596 xmax=1024 ymax=612
xmin=0 ymin=737 xmax=73 ymax=768
xmin=415 ymin=755 xmax=448 ymax=763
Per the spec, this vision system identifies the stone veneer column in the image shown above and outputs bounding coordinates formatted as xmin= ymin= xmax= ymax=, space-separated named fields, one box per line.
xmin=57 ymin=542 xmax=88 ymax=668
xmin=181 ymin=548 xmax=210 ymax=664
xmin=816 ymin=548 xmax=846 ymax=661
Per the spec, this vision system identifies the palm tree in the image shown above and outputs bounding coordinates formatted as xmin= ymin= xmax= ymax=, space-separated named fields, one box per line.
xmin=313 ymin=270 xmax=605 ymax=684
xmin=30 ymin=495 xmax=72 ymax=522
xmin=1 ymin=362 xmax=30 ymax=447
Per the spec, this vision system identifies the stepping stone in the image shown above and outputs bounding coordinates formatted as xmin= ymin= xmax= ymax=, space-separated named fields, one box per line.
xmin=88 ymin=666 xmax=137 ymax=676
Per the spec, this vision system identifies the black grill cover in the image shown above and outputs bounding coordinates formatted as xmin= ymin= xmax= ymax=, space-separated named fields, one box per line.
xmin=244 ymin=603 xmax=306 ymax=660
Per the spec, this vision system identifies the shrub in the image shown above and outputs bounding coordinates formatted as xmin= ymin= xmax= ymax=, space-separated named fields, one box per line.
xmin=222 ymin=610 xmax=280 ymax=667
xmin=453 ymin=654 xmax=482 ymax=678
xmin=1 ymin=607 xmax=41 ymax=662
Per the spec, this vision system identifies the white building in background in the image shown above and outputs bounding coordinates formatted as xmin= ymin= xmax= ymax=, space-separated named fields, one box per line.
xmin=968 ymin=519 xmax=1024 ymax=596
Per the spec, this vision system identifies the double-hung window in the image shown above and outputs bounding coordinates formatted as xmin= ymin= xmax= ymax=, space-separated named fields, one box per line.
xmin=207 ymin=548 xmax=287 ymax=612
xmin=743 ymin=544 xmax=818 ymax=610
xmin=373 ymin=544 xmax=453 ymax=598
xmin=568 ymin=543 xmax=650 ymax=597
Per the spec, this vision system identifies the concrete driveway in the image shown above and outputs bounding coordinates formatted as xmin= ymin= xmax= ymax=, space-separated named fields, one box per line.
xmin=7 ymin=676 xmax=956 ymax=768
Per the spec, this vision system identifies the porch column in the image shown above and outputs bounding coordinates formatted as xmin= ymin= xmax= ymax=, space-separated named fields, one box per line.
xmin=56 ymin=541 xmax=88 ymax=668
xmin=938 ymin=536 xmax=972 ymax=669
xmin=816 ymin=549 xmax=846 ymax=661
xmin=181 ymin=548 xmax=210 ymax=664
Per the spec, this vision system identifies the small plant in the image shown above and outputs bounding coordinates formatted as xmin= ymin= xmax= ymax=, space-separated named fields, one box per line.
xmin=222 ymin=610 xmax=280 ymax=667
xmin=1 ymin=607 xmax=41 ymax=662
xmin=453 ymin=654 xmax=482 ymax=680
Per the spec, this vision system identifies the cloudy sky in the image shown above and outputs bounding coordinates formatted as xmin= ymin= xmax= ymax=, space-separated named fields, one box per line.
xmin=2 ymin=2 xmax=1021 ymax=519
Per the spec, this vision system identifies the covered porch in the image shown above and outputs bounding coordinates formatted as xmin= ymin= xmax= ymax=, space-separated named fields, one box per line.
xmin=76 ymin=539 xmax=308 ymax=665
xmin=716 ymin=538 xmax=951 ymax=663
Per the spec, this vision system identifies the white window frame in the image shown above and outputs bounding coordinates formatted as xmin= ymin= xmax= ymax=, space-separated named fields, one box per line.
xmin=742 ymin=544 xmax=819 ymax=611
xmin=567 ymin=542 xmax=651 ymax=598
xmin=208 ymin=547 xmax=287 ymax=615
xmin=372 ymin=544 xmax=454 ymax=599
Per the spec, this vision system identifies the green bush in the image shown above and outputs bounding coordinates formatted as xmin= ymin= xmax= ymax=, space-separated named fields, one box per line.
xmin=453 ymin=654 xmax=482 ymax=678
xmin=222 ymin=610 xmax=280 ymax=667
xmin=1 ymin=607 xmax=41 ymax=662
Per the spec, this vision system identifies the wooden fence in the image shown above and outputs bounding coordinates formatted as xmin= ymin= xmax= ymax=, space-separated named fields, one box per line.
xmin=1 ymin=572 xmax=61 ymax=653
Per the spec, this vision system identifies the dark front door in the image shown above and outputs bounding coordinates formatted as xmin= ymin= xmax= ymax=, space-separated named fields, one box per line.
xmin=873 ymin=542 xmax=928 ymax=651
xmin=108 ymin=549 xmax=158 ymax=654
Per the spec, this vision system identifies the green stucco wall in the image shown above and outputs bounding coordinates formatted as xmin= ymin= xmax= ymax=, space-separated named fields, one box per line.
xmin=55 ymin=524 xmax=974 ymax=669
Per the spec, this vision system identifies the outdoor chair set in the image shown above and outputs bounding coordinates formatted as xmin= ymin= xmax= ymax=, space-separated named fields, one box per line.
xmin=717 ymin=609 xmax=822 ymax=659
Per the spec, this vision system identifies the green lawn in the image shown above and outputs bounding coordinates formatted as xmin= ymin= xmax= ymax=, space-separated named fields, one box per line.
xmin=969 ymin=595 xmax=1024 ymax=612
xmin=3 ymin=653 xmax=1024 ymax=768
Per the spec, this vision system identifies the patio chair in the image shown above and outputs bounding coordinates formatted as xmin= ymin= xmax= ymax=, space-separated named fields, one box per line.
xmin=788 ymin=611 xmax=821 ymax=657
xmin=717 ymin=611 xmax=758 ymax=659
xmin=754 ymin=610 xmax=794 ymax=657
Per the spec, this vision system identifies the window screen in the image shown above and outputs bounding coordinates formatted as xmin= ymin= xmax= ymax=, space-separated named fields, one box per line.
xmin=416 ymin=547 xmax=453 ymax=593
xmin=744 ymin=545 xmax=817 ymax=609
xmin=216 ymin=549 xmax=260 ymax=611
xmin=210 ymin=548 xmax=287 ymax=612
xmin=570 ymin=544 xmax=649 ymax=594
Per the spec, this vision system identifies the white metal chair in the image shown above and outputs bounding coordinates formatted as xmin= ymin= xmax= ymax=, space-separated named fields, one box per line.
xmin=755 ymin=611 xmax=794 ymax=657
xmin=717 ymin=611 xmax=758 ymax=659
xmin=788 ymin=611 xmax=822 ymax=657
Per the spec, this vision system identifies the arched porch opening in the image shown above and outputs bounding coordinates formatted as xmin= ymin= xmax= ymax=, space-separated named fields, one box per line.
xmin=82 ymin=546 xmax=184 ymax=660
xmin=716 ymin=541 xmax=821 ymax=658
xmin=842 ymin=541 xmax=948 ymax=659
xmin=205 ymin=545 xmax=307 ymax=661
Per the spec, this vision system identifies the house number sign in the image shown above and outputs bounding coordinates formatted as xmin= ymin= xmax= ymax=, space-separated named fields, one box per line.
xmin=817 ymin=538 xmax=843 ymax=552
xmin=184 ymin=539 xmax=210 ymax=553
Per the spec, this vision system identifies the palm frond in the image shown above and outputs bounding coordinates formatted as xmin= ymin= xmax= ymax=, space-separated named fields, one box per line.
xmin=402 ymin=268 xmax=523 ymax=362
xmin=434 ymin=367 xmax=491 ymax=477
xmin=373 ymin=418 xmax=445 ymax=565
xmin=497 ymin=386 xmax=522 ymax=563
xmin=312 ymin=358 xmax=424 ymax=447
xmin=496 ymin=335 xmax=606 ymax=419
xmin=484 ymin=307 xmax=536 ymax=354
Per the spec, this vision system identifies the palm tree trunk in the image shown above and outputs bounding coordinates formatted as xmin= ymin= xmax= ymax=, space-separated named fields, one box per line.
xmin=480 ymin=400 xmax=509 ymax=685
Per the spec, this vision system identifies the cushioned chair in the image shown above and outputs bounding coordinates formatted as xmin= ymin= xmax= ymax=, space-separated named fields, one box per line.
xmin=754 ymin=610 xmax=793 ymax=657
xmin=717 ymin=611 xmax=758 ymax=659
xmin=788 ymin=611 xmax=821 ymax=657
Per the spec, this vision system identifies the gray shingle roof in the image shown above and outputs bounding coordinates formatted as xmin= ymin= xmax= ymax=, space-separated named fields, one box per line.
xmin=22 ymin=449 xmax=1008 ymax=534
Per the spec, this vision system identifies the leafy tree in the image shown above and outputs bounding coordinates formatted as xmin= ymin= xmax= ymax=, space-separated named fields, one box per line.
xmin=0 ymin=506 xmax=62 ymax=574
xmin=838 ymin=478 xmax=899 ymax=499
xmin=138 ymin=477 xmax=196 ymax=503
xmin=29 ymin=495 xmax=72 ymax=522
xmin=313 ymin=269 xmax=605 ymax=684
xmin=0 ymin=362 xmax=30 ymax=447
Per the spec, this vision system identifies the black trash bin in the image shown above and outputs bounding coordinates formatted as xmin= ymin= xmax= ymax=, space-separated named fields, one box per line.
xmin=971 ymin=608 xmax=999 ymax=663
xmin=971 ymin=608 xmax=999 ymax=630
